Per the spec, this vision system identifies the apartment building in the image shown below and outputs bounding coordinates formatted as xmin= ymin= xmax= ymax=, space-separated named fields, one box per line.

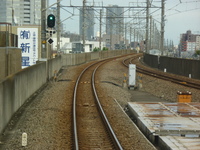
xmin=0 ymin=0 xmax=44 ymax=25
xmin=180 ymin=30 xmax=200 ymax=51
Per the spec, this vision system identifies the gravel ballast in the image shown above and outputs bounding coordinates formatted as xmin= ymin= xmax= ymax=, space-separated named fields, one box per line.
xmin=0 ymin=56 xmax=199 ymax=149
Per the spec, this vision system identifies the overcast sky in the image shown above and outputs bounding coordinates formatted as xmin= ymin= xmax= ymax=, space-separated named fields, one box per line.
xmin=49 ymin=0 xmax=200 ymax=45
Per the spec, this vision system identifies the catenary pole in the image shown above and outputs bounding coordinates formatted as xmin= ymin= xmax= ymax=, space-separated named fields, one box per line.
xmin=41 ymin=0 xmax=47 ymax=58
xmin=99 ymin=9 xmax=102 ymax=50
xmin=145 ymin=0 xmax=150 ymax=53
xmin=161 ymin=0 xmax=165 ymax=55
xmin=57 ymin=0 xmax=61 ymax=53
xmin=82 ymin=0 xmax=86 ymax=52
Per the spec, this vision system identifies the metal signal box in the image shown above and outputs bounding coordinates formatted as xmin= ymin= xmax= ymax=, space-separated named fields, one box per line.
xmin=129 ymin=64 xmax=136 ymax=88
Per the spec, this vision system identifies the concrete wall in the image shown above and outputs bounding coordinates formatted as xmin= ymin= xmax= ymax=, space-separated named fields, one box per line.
xmin=143 ymin=53 xmax=200 ymax=80
xmin=48 ymin=56 xmax=62 ymax=79
xmin=0 ymin=62 xmax=46 ymax=134
xmin=61 ymin=50 xmax=133 ymax=66
xmin=143 ymin=53 xmax=159 ymax=68
xmin=0 ymin=47 xmax=21 ymax=81
xmin=0 ymin=50 xmax=134 ymax=134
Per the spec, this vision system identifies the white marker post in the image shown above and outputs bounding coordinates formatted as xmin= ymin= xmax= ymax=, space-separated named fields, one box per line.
xmin=22 ymin=132 xmax=27 ymax=147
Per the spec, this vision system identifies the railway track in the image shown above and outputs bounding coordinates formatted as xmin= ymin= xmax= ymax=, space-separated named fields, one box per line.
xmin=122 ymin=54 xmax=200 ymax=90
xmin=72 ymin=59 xmax=123 ymax=150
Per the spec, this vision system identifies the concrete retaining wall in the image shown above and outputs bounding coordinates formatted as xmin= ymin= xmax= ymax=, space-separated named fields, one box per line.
xmin=48 ymin=56 xmax=62 ymax=80
xmin=143 ymin=53 xmax=159 ymax=68
xmin=61 ymin=50 xmax=133 ymax=67
xmin=0 ymin=62 xmax=46 ymax=134
xmin=143 ymin=53 xmax=200 ymax=80
xmin=0 ymin=50 xmax=134 ymax=134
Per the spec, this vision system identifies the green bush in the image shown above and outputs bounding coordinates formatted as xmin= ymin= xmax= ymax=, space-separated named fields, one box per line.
xmin=196 ymin=50 xmax=200 ymax=55
xmin=102 ymin=47 xmax=108 ymax=51
xmin=93 ymin=47 xmax=100 ymax=52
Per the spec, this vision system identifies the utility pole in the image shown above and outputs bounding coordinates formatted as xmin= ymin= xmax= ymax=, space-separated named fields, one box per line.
xmin=82 ymin=0 xmax=86 ymax=52
xmin=125 ymin=23 xmax=127 ymax=48
xmin=145 ymin=0 xmax=150 ymax=53
xmin=41 ymin=0 xmax=46 ymax=58
xmin=152 ymin=19 xmax=155 ymax=49
xmin=130 ymin=26 xmax=132 ymax=48
xmin=99 ymin=9 xmax=102 ymax=50
xmin=110 ymin=19 xmax=113 ymax=50
xmin=57 ymin=0 xmax=61 ymax=53
xmin=161 ymin=0 xmax=165 ymax=55
xmin=134 ymin=28 xmax=136 ymax=43
xmin=150 ymin=16 xmax=152 ymax=50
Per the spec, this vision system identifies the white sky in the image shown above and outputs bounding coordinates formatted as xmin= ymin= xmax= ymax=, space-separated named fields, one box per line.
xmin=49 ymin=0 xmax=200 ymax=45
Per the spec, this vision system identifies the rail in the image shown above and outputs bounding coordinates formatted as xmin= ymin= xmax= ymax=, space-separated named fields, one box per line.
xmin=73 ymin=58 xmax=123 ymax=150
xmin=122 ymin=56 xmax=200 ymax=90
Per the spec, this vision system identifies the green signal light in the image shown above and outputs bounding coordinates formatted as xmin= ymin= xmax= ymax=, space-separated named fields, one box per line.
xmin=47 ymin=14 xmax=55 ymax=28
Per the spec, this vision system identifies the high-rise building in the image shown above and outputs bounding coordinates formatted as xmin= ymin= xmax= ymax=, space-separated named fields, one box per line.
xmin=79 ymin=7 xmax=94 ymax=41
xmin=0 ymin=0 xmax=43 ymax=25
xmin=106 ymin=5 xmax=124 ymax=35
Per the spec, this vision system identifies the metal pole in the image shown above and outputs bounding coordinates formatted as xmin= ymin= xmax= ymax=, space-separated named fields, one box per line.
xmin=57 ymin=0 xmax=61 ymax=54
xmin=99 ymin=9 xmax=102 ymax=50
xmin=133 ymin=28 xmax=136 ymax=42
xmin=152 ymin=20 xmax=155 ymax=49
xmin=41 ymin=0 xmax=46 ymax=58
xmin=150 ymin=16 xmax=152 ymax=50
xmin=125 ymin=23 xmax=127 ymax=48
xmin=130 ymin=26 xmax=131 ymax=48
xmin=110 ymin=19 xmax=113 ymax=50
xmin=145 ymin=0 xmax=149 ymax=53
xmin=161 ymin=0 xmax=165 ymax=55
xmin=82 ymin=0 xmax=86 ymax=52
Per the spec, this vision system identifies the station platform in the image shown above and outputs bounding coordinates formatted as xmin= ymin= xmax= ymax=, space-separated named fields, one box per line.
xmin=128 ymin=102 xmax=200 ymax=150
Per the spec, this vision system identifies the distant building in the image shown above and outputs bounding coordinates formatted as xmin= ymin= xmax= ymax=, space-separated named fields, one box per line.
xmin=180 ymin=30 xmax=200 ymax=51
xmin=102 ymin=34 xmax=125 ymax=50
xmin=71 ymin=41 xmax=105 ymax=53
xmin=104 ymin=5 xmax=124 ymax=50
xmin=52 ymin=37 xmax=71 ymax=53
xmin=106 ymin=5 xmax=124 ymax=35
xmin=196 ymin=36 xmax=200 ymax=50
xmin=187 ymin=42 xmax=196 ymax=51
xmin=79 ymin=7 xmax=94 ymax=41
xmin=149 ymin=49 xmax=161 ymax=55
xmin=0 ymin=0 xmax=44 ymax=25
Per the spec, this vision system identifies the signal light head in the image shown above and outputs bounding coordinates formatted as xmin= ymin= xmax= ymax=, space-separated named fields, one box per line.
xmin=47 ymin=14 xmax=55 ymax=28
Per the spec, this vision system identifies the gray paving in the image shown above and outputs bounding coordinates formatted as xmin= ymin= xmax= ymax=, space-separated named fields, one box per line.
xmin=129 ymin=90 xmax=169 ymax=103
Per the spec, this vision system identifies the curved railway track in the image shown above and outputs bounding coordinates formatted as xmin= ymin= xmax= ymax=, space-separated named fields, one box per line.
xmin=72 ymin=58 xmax=123 ymax=150
xmin=122 ymin=54 xmax=200 ymax=90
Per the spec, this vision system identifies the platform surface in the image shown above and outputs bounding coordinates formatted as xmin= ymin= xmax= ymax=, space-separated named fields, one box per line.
xmin=128 ymin=102 xmax=200 ymax=150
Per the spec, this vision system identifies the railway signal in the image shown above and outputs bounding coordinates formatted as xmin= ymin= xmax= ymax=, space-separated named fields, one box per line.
xmin=47 ymin=14 xmax=55 ymax=28
xmin=47 ymin=38 xmax=54 ymax=45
